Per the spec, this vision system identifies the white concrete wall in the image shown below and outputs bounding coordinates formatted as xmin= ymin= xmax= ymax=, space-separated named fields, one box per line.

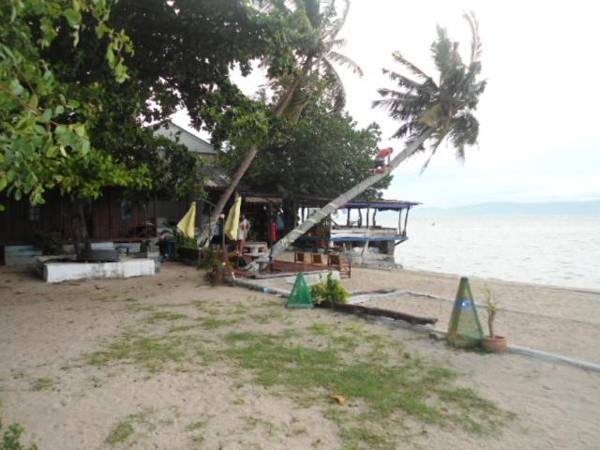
xmin=44 ymin=259 xmax=156 ymax=283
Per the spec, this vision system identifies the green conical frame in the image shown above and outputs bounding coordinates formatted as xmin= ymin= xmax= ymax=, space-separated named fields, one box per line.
xmin=287 ymin=272 xmax=314 ymax=309
xmin=447 ymin=277 xmax=484 ymax=348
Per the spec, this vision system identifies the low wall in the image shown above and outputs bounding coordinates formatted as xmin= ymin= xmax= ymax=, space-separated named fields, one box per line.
xmin=43 ymin=258 xmax=156 ymax=283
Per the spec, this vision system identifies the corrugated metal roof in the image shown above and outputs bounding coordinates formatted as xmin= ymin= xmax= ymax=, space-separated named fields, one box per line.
xmin=154 ymin=121 xmax=218 ymax=155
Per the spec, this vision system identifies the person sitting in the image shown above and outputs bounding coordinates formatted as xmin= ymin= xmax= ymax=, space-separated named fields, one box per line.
xmin=373 ymin=147 xmax=393 ymax=173
xmin=237 ymin=214 xmax=250 ymax=255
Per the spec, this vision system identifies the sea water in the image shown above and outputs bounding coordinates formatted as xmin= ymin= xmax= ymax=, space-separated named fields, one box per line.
xmin=386 ymin=214 xmax=600 ymax=290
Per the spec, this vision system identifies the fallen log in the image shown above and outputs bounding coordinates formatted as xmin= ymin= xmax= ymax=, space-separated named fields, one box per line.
xmin=316 ymin=301 xmax=437 ymax=325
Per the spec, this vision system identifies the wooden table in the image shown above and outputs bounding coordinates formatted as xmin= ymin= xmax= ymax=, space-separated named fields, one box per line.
xmin=243 ymin=242 xmax=268 ymax=259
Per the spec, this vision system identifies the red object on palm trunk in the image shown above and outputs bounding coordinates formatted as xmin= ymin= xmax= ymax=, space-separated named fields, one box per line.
xmin=375 ymin=147 xmax=393 ymax=159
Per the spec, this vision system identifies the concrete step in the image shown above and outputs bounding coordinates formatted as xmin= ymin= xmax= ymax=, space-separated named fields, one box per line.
xmin=5 ymin=245 xmax=42 ymax=266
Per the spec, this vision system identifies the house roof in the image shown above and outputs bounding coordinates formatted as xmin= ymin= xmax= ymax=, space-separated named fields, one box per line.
xmin=295 ymin=196 xmax=420 ymax=210
xmin=153 ymin=120 xmax=218 ymax=156
xmin=201 ymin=165 xmax=230 ymax=190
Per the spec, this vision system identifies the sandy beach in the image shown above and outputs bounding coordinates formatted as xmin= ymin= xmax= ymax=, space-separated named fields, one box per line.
xmin=347 ymin=267 xmax=600 ymax=364
xmin=1 ymin=263 xmax=599 ymax=449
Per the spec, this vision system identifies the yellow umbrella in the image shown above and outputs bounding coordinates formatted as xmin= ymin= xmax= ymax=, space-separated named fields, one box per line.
xmin=177 ymin=202 xmax=196 ymax=238
xmin=224 ymin=196 xmax=242 ymax=240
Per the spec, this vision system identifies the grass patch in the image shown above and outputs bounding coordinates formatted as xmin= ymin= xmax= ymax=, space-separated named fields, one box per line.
xmin=225 ymin=330 xmax=512 ymax=448
xmin=125 ymin=302 xmax=155 ymax=313
xmin=168 ymin=325 xmax=199 ymax=334
xmin=309 ymin=323 xmax=334 ymax=336
xmin=31 ymin=377 xmax=54 ymax=391
xmin=145 ymin=311 xmax=188 ymax=324
xmin=106 ymin=421 xmax=134 ymax=445
xmin=339 ymin=423 xmax=392 ymax=450
xmin=185 ymin=420 xmax=207 ymax=432
xmin=197 ymin=317 xmax=237 ymax=330
xmin=86 ymin=334 xmax=192 ymax=372
xmin=248 ymin=310 xmax=288 ymax=324
xmin=106 ymin=413 xmax=146 ymax=445
xmin=242 ymin=416 xmax=276 ymax=433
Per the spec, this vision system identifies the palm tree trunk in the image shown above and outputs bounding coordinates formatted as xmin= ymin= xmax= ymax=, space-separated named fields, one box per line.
xmin=255 ymin=131 xmax=432 ymax=266
xmin=200 ymin=59 xmax=314 ymax=245
xmin=199 ymin=145 xmax=259 ymax=244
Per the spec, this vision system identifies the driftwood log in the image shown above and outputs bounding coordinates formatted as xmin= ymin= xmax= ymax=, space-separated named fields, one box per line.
xmin=316 ymin=301 xmax=437 ymax=325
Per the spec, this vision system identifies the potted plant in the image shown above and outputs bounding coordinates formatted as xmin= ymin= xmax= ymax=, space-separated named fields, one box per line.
xmin=482 ymin=287 xmax=507 ymax=353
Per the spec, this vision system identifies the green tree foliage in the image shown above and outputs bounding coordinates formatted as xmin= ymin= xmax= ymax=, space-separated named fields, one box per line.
xmin=221 ymin=99 xmax=390 ymax=200
xmin=0 ymin=0 xmax=134 ymax=209
xmin=1 ymin=0 xmax=302 ymax=212
xmin=201 ymin=0 xmax=362 ymax=242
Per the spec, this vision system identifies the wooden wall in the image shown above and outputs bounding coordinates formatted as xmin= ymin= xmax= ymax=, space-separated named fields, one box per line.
xmin=0 ymin=188 xmax=147 ymax=246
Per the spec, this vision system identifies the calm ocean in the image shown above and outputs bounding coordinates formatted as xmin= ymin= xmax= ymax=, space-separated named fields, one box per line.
xmin=387 ymin=214 xmax=600 ymax=291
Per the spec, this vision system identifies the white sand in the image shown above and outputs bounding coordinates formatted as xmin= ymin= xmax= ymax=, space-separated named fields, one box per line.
xmin=258 ymin=262 xmax=600 ymax=363
xmin=1 ymin=264 xmax=599 ymax=449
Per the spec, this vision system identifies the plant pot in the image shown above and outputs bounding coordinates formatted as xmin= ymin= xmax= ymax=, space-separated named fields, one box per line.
xmin=482 ymin=336 xmax=507 ymax=353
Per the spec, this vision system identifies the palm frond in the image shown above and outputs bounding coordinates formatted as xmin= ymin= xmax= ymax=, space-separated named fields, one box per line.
xmin=463 ymin=11 xmax=482 ymax=65
xmin=301 ymin=0 xmax=322 ymax=29
xmin=382 ymin=68 xmax=436 ymax=93
xmin=328 ymin=38 xmax=347 ymax=48
xmin=391 ymin=51 xmax=431 ymax=81
xmin=327 ymin=51 xmax=363 ymax=76
xmin=375 ymin=13 xmax=486 ymax=169
xmin=322 ymin=58 xmax=346 ymax=111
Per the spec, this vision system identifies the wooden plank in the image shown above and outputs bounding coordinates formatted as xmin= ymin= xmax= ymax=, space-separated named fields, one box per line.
xmin=316 ymin=301 xmax=437 ymax=325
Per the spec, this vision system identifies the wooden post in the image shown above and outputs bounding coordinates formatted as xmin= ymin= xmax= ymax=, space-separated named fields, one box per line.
xmin=346 ymin=208 xmax=351 ymax=227
xmin=153 ymin=194 xmax=158 ymax=237
xmin=268 ymin=202 xmax=273 ymax=246
xmin=398 ymin=209 xmax=402 ymax=235
xmin=403 ymin=207 xmax=410 ymax=237
xmin=373 ymin=209 xmax=377 ymax=227
xmin=366 ymin=207 xmax=370 ymax=229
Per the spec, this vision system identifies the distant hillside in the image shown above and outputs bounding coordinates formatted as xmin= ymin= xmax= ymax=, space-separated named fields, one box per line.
xmin=417 ymin=200 xmax=600 ymax=216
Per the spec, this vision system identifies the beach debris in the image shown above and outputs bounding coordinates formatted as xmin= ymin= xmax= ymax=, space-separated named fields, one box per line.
xmin=447 ymin=277 xmax=484 ymax=348
xmin=330 ymin=394 xmax=348 ymax=406
xmin=287 ymin=273 xmax=313 ymax=309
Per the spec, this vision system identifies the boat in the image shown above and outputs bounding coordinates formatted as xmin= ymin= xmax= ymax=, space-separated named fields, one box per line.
xmin=295 ymin=199 xmax=420 ymax=268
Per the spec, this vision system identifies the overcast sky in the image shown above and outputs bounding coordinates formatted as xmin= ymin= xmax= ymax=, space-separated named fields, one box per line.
xmin=174 ymin=0 xmax=600 ymax=207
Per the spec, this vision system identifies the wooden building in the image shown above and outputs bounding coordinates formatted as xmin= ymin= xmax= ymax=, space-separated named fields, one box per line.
xmin=0 ymin=121 xmax=225 ymax=263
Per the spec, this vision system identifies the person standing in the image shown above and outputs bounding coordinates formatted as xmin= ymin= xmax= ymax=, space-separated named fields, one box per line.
xmin=237 ymin=214 xmax=250 ymax=254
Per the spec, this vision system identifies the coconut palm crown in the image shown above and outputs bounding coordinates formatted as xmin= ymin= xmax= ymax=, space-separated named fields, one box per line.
xmin=373 ymin=12 xmax=486 ymax=170
xmin=270 ymin=0 xmax=363 ymax=119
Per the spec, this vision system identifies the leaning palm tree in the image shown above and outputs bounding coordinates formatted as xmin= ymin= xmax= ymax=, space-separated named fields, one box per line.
xmin=259 ymin=12 xmax=486 ymax=266
xmin=201 ymin=0 xmax=362 ymax=244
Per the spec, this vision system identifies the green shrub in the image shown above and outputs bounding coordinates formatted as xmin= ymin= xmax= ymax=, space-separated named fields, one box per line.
xmin=1 ymin=421 xmax=38 ymax=450
xmin=310 ymin=272 xmax=349 ymax=304
xmin=172 ymin=227 xmax=198 ymax=250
